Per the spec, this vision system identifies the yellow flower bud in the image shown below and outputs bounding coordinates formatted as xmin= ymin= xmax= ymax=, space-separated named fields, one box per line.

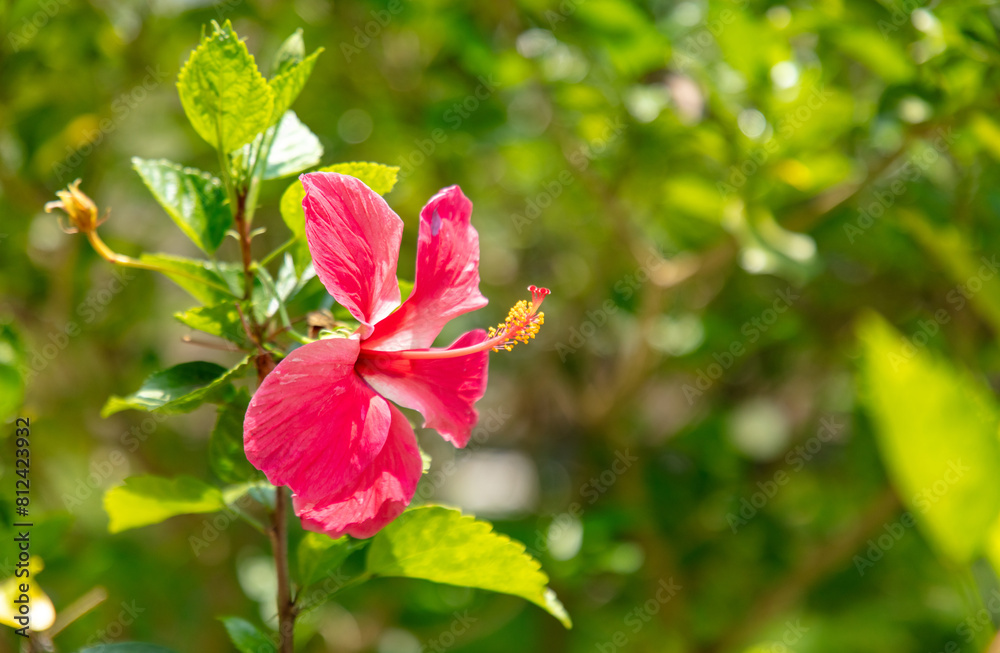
xmin=45 ymin=179 xmax=106 ymax=234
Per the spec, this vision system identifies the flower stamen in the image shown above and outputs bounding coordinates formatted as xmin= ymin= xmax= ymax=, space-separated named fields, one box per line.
xmin=487 ymin=285 xmax=550 ymax=352
xmin=360 ymin=286 xmax=551 ymax=361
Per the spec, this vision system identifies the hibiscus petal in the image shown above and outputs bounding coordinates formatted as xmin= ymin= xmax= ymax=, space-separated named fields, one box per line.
xmin=364 ymin=185 xmax=488 ymax=350
xmin=243 ymin=338 xmax=391 ymax=504
xmin=357 ymin=330 xmax=489 ymax=448
xmin=293 ymin=404 xmax=422 ymax=539
xmin=302 ymin=172 xmax=403 ymax=338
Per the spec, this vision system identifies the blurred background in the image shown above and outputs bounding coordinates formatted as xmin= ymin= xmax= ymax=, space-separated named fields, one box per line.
xmin=4 ymin=0 xmax=1000 ymax=650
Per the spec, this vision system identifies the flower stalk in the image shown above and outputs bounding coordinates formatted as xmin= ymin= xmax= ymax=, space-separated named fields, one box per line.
xmin=46 ymin=180 xmax=236 ymax=297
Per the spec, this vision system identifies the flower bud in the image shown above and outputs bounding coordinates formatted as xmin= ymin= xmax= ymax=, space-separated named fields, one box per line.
xmin=45 ymin=179 xmax=105 ymax=234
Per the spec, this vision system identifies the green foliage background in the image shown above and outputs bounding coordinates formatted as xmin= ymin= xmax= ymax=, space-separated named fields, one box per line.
xmin=4 ymin=0 xmax=1000 ymax=651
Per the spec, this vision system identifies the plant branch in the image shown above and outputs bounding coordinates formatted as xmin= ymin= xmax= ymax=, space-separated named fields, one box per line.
xmin=234 ymin=148 xmax=290 ymax=646
xmin=269 ymin=485 xmax=295 ymax=653
xmin=233 ymin=192 xmax=255 ymax=300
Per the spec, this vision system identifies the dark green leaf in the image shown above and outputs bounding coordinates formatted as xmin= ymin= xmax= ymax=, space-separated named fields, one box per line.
xmin=101 ymin=357 xmax=250 ymax=417
xmin=219 ymin=617 xmax=276 ymax=653
xmin=297 ymin=532 xmax=366 ymax=587
xmin=210 ymin=388 xmax=258 ymax=484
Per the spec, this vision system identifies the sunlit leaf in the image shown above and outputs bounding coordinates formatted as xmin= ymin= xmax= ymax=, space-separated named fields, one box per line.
xmin=367 ymin=505 xmax=572 ymax=628
xmin=268 ymin=47 xmax=323 ymax=125
xmin=104 ymin=475 xmax=227 ymax=533
xmin=271 ymin=29 xmax=306 ymax=76
xmin=279 ymin=161 xmax=399 ymax=274
xmin=177 ymin=20 xmax=274 ymax=152
xmin=859 ymin=313 xmax=1000 ymax=563
xmin=259 ymin=111 xmax=323 ymax=180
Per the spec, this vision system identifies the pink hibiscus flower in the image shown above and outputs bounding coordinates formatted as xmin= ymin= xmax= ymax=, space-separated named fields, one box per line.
xmin=243 ymin=172 xmax=549 ymax=539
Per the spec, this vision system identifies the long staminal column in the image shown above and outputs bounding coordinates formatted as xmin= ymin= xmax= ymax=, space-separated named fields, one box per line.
xmin=361 ymin=286 xmax=550 ymax=361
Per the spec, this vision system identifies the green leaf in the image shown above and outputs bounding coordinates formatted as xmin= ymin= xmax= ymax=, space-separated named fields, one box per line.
xmin=367 ymin=505 xmax=572 ymax=628
xmin=177 ymin=20 xmax=274 ymax=153
xmin=132 ymin=158 xmax=232 ymax=254
xmin=279 ymin=178 xmax=309 ymax=240
xmin=280 ymin=161 xmax=400 ymax=236
xmin=174 ymin=302 xmax=248 ymax=346
xmin=297 ymin=532 xmax=366 ymax=587
xmin=271 ymin=29 xmax=306 ymax=76
xmin=261 ymin=111 xmax=323 ymax=180
xmin=268 ymin=47 xmax=323 ymax=125
xmin=210 ymin=389 xmax=258 ymax=484
xmin=79 ymin=645 xmax=179 ymax=653
xmin=325 ymin=161 xmax=400 ymax=196
xmin=101 ymin=357 xmax=250 ymax=417
xmin=253 ymin=254 xmax=300 ymax=326
xmin=859 ymin=313 xmax=1000 ymax=563
xmin=0 ymin=323 xmax=26 ymax=425
xmin=104 ymin=475 xmax=226 ymax=533
xmin=219 ymin=617 xmax=276 ymax=653
xmin=280 ymin=162 xmax=400 ymax=274
xmin=139 ymin=252 xmax=242 ymax=304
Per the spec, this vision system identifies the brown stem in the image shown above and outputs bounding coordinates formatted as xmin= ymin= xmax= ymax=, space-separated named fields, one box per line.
xmin=233 ymin=184 xmax=290 ymax=649
xmin=269 ymin=485 xmax=295 ymax=653
xmin=233 ymin=192 xmax=254 ymax=300
xmin=250 ymin=327 xmax=287 ymax=646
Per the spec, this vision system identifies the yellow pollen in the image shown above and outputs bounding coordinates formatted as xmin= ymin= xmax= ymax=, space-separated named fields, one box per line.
xmin=488 ymin=299 xmax=545 ymax=352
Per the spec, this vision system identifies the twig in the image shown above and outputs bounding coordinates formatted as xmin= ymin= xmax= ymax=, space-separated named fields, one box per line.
xmin=47 ymin=587 xmax=108 ymax=637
